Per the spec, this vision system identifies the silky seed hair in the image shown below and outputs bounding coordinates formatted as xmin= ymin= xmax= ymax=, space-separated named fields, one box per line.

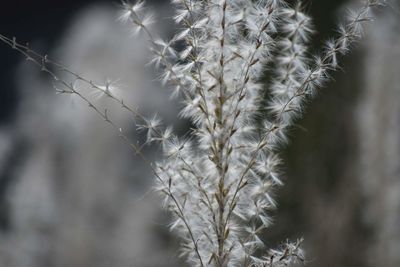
xmin=0 ymin=0 xmax=386 ymax=266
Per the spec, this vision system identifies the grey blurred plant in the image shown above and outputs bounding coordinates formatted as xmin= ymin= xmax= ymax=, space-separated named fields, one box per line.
xmin=0 ymin=0 xmax=386 ymax=266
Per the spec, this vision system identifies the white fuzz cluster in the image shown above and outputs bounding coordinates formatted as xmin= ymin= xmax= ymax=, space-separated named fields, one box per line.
xmin=116 ymin=0 xmax=385 ymax=266
xmin=0 ymin=0 xmax=386 ymax=266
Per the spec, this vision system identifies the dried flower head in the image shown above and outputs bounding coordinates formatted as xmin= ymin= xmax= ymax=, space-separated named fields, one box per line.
xmin=0 ymin=0 xmax=386 ymax=266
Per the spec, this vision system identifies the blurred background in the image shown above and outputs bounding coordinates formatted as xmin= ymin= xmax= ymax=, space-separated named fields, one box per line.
xmin=0 ymin=0 xmax=399 ymax=266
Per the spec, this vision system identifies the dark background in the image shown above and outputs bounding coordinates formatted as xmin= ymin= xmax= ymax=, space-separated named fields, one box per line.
xmin=0 ymin=0 xmax=109 ymax=124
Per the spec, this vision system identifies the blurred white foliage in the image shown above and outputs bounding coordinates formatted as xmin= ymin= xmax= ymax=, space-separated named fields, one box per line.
xmin=0 ymin=4 xmax=182 ymax=267
xmin=358 ymin=7 xmax=400 ymax=267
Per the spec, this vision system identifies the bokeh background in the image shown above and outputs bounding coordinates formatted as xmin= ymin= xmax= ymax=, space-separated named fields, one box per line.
xmin=0 ymin=0 xmax=399 ymax=266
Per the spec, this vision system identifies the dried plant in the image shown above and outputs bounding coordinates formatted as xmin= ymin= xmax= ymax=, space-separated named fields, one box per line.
xmin=0 ymin=0 xmax=386 ymax=266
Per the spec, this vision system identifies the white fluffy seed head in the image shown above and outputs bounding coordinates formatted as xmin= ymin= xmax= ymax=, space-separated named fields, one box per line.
xmin=114 ymin=0 xmax=388 ymax=266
